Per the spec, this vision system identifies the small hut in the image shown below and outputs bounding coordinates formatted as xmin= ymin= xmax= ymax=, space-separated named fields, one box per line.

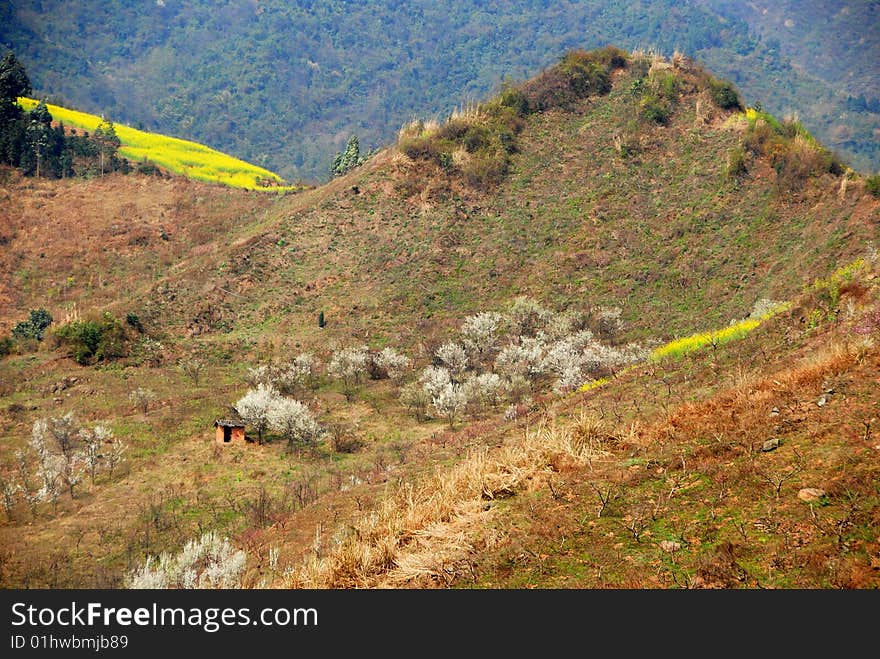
xmin=214 ymin=419 xmax=246 ymax=445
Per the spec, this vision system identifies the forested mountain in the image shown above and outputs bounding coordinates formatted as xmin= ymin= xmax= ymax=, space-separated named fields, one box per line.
xmin=2 ymin=0 xmax=878 ymax=181
xmin=701 ymin=0 xmax=880 ymax=101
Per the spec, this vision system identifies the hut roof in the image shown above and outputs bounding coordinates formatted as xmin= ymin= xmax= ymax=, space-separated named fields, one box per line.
xmin=214 ymin=419 xmax=245 ymax=428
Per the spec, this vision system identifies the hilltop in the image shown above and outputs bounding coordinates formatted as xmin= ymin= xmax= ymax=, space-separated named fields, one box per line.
xmin=3 ymin=1 xmax=878 ymax=180
xmin=0 ymin=48 xmax=878 ymax=589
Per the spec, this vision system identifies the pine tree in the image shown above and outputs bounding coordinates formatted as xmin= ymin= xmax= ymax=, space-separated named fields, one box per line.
xmin=93 ymin=119 xmax=121 ymax=175
xmin=0 ymin=52 xmax=31 ymax=166
xmin=25 ymin=101 xmax=52 ymax=177
xmin=330 ymin=135 xmax=367 ymax=177
xmin=0 ymin=51 xmax=30 ymax=116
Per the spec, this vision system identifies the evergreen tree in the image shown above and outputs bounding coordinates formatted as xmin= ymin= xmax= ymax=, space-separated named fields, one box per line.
xmin=0 ymin=51 xmax=31 ymax=166
xmin=24 ymin=101 xmax=53 ymax=177
xmin=55 ymin=122 xmax=73 ymax=178
xmin=0 ymin=51 xmax=30 ymax=115
xmin=330 ymin=135 xmax=367 ymax=177
xmin=93 ymin=119 xmax=121 ymax=175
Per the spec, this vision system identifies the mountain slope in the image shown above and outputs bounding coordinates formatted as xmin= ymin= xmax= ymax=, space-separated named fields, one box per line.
xmin=3 ymin=1 xmax=877 ymax=180
xmin=0 ymin=49 xmax=877 ymax=589
xmin=276 ymin=265 xmax=880 ymax=588
xmin=122 ymin=53 xmax=877 ymax=350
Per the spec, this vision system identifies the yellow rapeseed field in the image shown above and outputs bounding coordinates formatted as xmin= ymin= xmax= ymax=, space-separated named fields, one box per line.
xmin=577 ymin=301 xmax=791 ymax=394
xmin=18 ymin=97 xmax=297 ymax=191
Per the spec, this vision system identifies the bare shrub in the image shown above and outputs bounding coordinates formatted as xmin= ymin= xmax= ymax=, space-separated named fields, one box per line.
xmin=399 ymin=382 xmax=430 ymax=421
xmin=178 ymin=357 xmax=205 ymax=386
xmin=329 ymin=423 xmax=365 ymax=454
xmin=129 ymin=387 xmax=156 ymax=414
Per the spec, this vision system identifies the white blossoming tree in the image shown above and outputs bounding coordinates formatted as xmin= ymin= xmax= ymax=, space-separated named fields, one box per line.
xmin=508 ymin=296 xmax=551 ymax=338
xmin=542 ymin=338 xmax=589 ymax=394
xmin=129 ymin=387 xmax=156 ymax=415
xmin=104 ymin=434 xmax=127 ymax=480
xmin=271 ymin=354 xmax=317 ymax=394
xmin=463 ymin=372 xmax=503 ymax=417
xmin=460 ymin=312 xmax=503 ymax=364
xmin=399 ymin=381 xmax=430 ymax=421
xmin=494 ymin=338 xmax=545 ymax=381
xmin=432 ymin=382 xmax=468 ymax=428
xmin=435 ymin=342 xmax=469 ymax=382
xmin=268 ymin=398 xmax=324 ymax=452
xmin=328 ymin=345 xmax=369 ymax=401
xmin=235 ymin=383 xmax=280 ymax=445
xmin=245 ymin=364 xmax=274 ymax=387
xmin=375 ymin=347 xmax=412 ymax=382
xmin=30 ymin=418 xmax=65 ymax=506
xmin=126 ymin=531 xmax=247 ymax=589
xmin=0 ymin=474 xmax=19 ymax=521
xmin=247 ymin=353 xmax=317 ymax=394
xmin=418 ymin=365 xmax=452 ymax=401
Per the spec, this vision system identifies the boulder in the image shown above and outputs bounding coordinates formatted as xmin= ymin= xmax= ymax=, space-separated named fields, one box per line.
xmin=798 ymin=488 xmax=826 ymax=502
xmin=659 ymin=540 xmax=682 ymax=553
xmin=761 ymin=438 xmax=780 ymax=452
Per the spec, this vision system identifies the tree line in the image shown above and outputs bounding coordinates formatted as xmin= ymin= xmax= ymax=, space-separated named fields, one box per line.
xmin=0 ymin=52 xmax=127 ymax=179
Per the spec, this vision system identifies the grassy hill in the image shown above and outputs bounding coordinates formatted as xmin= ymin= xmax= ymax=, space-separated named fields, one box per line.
xmin=17 ymin=97 xmax=297 ymax=191
xmin=0 ymin=48 xmax=878 ymax=589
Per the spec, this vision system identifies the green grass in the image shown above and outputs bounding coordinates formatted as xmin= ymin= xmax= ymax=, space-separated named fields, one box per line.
xmin=18 ymin=97 xmax=300 ymax=191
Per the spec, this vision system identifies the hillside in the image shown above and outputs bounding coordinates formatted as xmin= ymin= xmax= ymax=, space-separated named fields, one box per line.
xmin=0 ymin=49 xmax=878 ymax=589
xmin=0 ymin=174 xmax=280 ymax=334
xmin=2 ymin=1 xmax=877 ymax=180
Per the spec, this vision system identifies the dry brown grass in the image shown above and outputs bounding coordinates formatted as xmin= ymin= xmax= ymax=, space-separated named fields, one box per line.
xmin=653 ymin=338 xmax=868 ymax=448
xmin=281 ymin=412 xmax=613 ymax=588
xmin=0 ymin=172 xmax=275 ymax=332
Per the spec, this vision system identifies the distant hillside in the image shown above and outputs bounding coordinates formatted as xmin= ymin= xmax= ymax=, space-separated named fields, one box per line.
xmin=2 ymin=0 xmax=877 ymax=181
xmin=17 ymin=98 xmax=295 ymax=191
xmin=701 ymin=0 xmax=880 ymax=101
xmin=697 ymin=0 xmax=880 ymax=172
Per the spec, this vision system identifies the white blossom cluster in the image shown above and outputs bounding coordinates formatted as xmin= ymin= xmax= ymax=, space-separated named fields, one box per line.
xmin=431 ymin=381 xmax=468 ymax=426
xmin=268 ymin=398 xmax=325 ymax=449
xmin=2 ymin=414 xmax=126 ymax=517
xmin=494 ymin=338 xmax=544 ymax=379
xmin=402 ymin=296 xmax=646 ymax=419
xmin=246 ymin=353 xmax=315 ymax=393
xmin=460 ymin=312 xmax=503 ymax=362
xmin=375 ymin=347 xmax=412 ymax=381
xmin=126 ymin=531 xmax=247 ymax=589
xmin=419 ymin=365 xmax=452 ymax=399
xmin=434 ymin=342 xmax=469 ymax=380
xmin=327 ymin=345 xmax=369 ymax=385
xmin=235 ymin=383 xmax=323 ymax=447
